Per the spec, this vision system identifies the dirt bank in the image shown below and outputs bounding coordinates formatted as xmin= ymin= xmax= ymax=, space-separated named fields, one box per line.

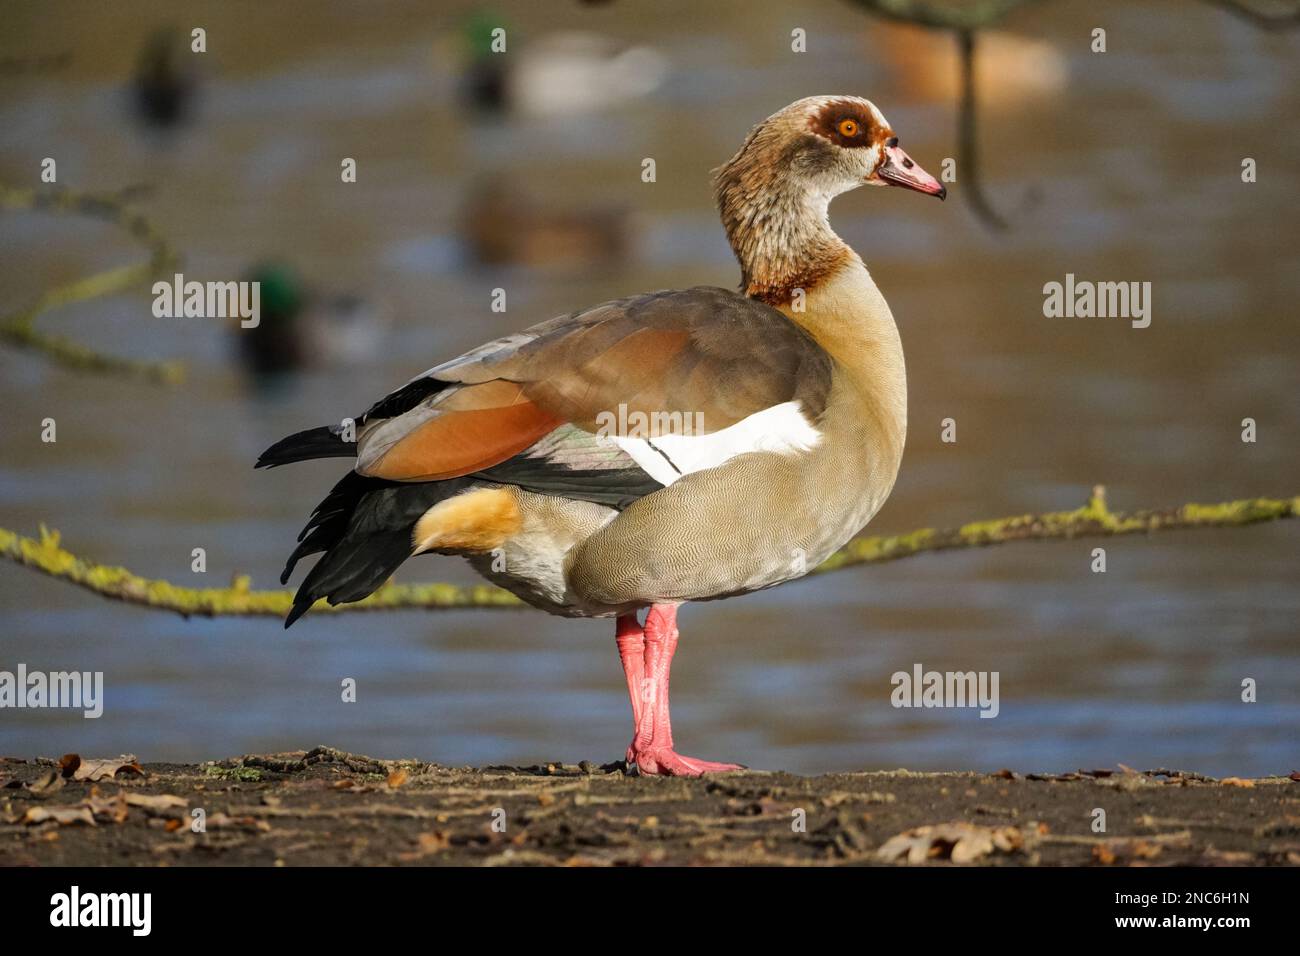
xmin=2 ymin=747 xmax=1296 ymax=866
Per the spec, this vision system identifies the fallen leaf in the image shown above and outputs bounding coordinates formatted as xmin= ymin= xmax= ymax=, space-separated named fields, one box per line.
xmin=386 ymin=768 xmax=408 ymax=789
xmin=26 ymin=770 xmax=64 ymax=794
xmin=205 ymin=812 xmax=270 ymax=832
xmin=21 ymin=805 xmax=95 ymax=826
xmin=73 ymin=757 xmax=144 ymax=782
xmin=85 ymin=794 xmax=129 ymax=824
xmin=124 ymin=793 xmax=187 ymax=811
xmin=417 ymin=831 xmax=449 ymax=852
xmin=164 ymin=818 xmax=183 ymax=833
xmin=396 ymin=830 xmax=449 ymax=861
xmin=875 ymin=823 xmax=1023 ymax=864
xmin=1095 ymin=838 xmax=1163 ymax=863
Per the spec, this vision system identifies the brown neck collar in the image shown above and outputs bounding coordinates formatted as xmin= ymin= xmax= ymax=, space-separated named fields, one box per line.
xmin=713 ymin=142 xmax=851 ymax=307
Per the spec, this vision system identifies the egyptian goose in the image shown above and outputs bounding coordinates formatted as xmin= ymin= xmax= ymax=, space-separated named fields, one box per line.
xmin=258 ymin=95 xmax=945 ymax=776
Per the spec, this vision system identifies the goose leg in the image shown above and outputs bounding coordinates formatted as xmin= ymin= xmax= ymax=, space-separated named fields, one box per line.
xmin=618 ymin=603 xmax=744 ymax=777
xmin=615 ymin=613 xmax=645 ymax=765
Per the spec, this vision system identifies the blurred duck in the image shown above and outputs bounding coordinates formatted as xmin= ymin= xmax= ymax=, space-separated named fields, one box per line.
xmin=457 ymin=14 xmax=667 ymax=117
xmin=235 ymin=263 xmax=386 ymax=378
xmin=458 ymin=174 xmax=632 ymax=269
xmin=132 ymin=27 xmax=198 ymax=128
xmin=258 ymin=96 xmax=945 ymax=775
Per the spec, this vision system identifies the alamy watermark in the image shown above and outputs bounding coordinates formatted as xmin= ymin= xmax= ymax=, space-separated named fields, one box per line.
xmin=50 ymin=886 xmax=150 ymax=936
xmin=1043 ymin=273 xmax=1151 ymax=328
xmin=891 ymin=663 xmax=999 ymax=718
xmin=594 ymin=403 xmax=705 ymax=443
xmin=152 ymin=272 xmax=260 ymax=328
xmin=0 ymin=664 xmax=103 ymax=718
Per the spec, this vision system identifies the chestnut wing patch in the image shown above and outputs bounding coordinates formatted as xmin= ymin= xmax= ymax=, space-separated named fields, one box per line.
xmin=358 ymin=380 xmax=563 ymax=481
xmin=354 ymin=286 xmax=832 ymax=488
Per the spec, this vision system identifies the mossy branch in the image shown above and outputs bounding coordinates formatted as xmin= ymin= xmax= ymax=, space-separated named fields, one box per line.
xmin=2 ymin=487 xmax=1295 ymax=619
xmin=843 ymin=0 xmax=1300 ymax=230
xmin=0 ymin=185 xmax=184 ymax=384
xmin=845 ymin=0 xmax=1300 ymax=31
xmin=813 ymin=485 xmax=1298 ymax=572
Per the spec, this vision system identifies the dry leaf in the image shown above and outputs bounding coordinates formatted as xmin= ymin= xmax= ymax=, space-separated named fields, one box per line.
xmin=124 ymin=793 xmax=187 ymax=811
xmin=21 ymin=805 xmax=95 ymax=826
xmin=386 ymin=769 xmax=408 ymax=789
xmin=876 ymin=822 xmax=1023 ymax=864
xmin=1094 ymin=838 xmax=1162 ymax=863
xmin=417 ymin=831 xmax=449 ymax=852
xmin=396 ymin=830 xmax=449 ymax=861
xmin=73 ymin=757 xmax=144 ymax=782
xmin=205 ymin=812 xmax=270 ymax=832
xmin=85 ymin=794 xmax=129 ymax=824
xmin=27 ymin=770 xmax=65 ymax=794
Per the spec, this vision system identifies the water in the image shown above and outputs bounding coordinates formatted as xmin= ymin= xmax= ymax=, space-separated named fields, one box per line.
xmin=1 ymin=0 xmax=1297 ymax=775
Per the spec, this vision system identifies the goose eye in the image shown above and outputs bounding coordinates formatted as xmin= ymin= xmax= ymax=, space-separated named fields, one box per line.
xmin=837 ymin=118 xmax=858 ymax=138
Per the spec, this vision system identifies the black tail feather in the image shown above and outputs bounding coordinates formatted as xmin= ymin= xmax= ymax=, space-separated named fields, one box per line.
xmin=281 ymin=473 xmax=475 ymax=627
xmin=256 ymin=425 xmax=356 ymax=469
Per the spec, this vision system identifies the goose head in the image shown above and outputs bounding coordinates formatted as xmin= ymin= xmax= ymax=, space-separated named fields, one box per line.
xmin=714 ymin=95 xmax=945 ymax=302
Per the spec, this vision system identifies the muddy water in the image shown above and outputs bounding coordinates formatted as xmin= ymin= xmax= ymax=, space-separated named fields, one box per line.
xmin=1 ymin=1 xmax=1297 ymax=775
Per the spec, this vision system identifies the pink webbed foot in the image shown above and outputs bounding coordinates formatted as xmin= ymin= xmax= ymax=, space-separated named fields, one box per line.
xmin=614 ymin=604 xmax=746 ymax=777
xmin=628 ymin=747 xmax=745 ymax=777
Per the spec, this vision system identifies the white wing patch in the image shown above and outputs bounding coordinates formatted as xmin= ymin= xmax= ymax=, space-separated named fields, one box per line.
xmin=612 ymin=401 xmax=821 ymax=486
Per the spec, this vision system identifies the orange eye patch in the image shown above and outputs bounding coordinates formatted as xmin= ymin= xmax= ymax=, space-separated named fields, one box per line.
xmin=837 ymin=118 xmax=859 ymax=137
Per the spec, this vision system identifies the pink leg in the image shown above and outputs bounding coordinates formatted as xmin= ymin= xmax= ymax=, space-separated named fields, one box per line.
xmin=615 ymin=613 xmax=645 ymax=764
xmin=616 ymin=603 xmax=744 ymax=777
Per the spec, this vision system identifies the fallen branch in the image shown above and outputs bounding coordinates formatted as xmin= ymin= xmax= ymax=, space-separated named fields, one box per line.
xmin=1 ymin=487 xmax=1294 ymax=619
xmin=0 ymin=185 xmax=184 ymax=384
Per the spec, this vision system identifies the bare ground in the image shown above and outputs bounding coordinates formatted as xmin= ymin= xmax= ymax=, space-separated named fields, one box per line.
xmin=2 ymin=747 xmax=1297 ymax=866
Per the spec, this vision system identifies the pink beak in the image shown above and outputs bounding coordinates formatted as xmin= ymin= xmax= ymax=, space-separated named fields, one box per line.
xmin=876 ymin=143 xmax=946 ymax=200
